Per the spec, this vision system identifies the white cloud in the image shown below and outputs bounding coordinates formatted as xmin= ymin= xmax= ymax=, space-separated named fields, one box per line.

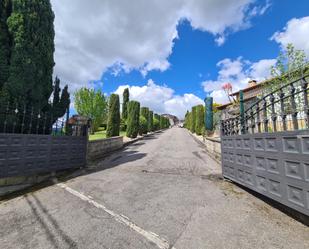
xmin=202 ymin=57 xmax=276 ymax=104
xmin=250 ymin=59 xmax=276 ymax=80
xmin=51 ymin=0 xmax=269 ymax=88
xmin=114 ymin=79 xmax=203 ymax=119
xmin=271 ymin=16 xmax=309 ymax=56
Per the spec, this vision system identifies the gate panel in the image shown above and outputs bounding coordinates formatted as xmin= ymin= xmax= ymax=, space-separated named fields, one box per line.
xmin=222 ymin=130 xmax=309 ymax=216
xmin=0 ymin=134 xmax=87 ymax=178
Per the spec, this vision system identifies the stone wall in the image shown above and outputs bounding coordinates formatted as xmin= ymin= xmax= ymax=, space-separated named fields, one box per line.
xmin=87 ymin=136 xmax=124 ymax=161
xmin=203 ymin=137 xmax=221 ymax=163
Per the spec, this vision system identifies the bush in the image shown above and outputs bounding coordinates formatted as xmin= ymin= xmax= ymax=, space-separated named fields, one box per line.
xmin=190 ymin=106 xmax=197 ymax=133
xmin=120 ymin=118 xmax=126 ymax=132
xmin=140 ymin=107 xmax=149 ymax=119
xmin=139 ymin=116 xmax=148 ymax=135
xmin=148 ymin=111 xmax=154 ymax=132
xmin=106 ymin=94 xmax=120 ymax=138
xmin=160 ymin=116 xmax=170 ymax=129
xmin=126 ymin=101 xmax=140 ymax=138
xmin=195 ymin=105 xmax=205 ymax=135
xmin=122 ymin=88 xmax=129 ymax=120
xmin=153 ymin=118 xmax=160 ymax=131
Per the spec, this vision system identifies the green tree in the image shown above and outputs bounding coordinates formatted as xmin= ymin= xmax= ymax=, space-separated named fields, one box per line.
xmin=139 ymin=116 xmax=148 ymax=135
xmin=50 ymin=77 xmax=70 ymax=122
xmin=160 ymin=116 xmax=169 ymax=129
xmin=153 ymin=114 xmax=160 ymax=131
xmin=74 ymin=88 xmax=107 ymax=133
xmin=148 ymin=111 xmax=154 ymax=132
xmin=190 ymin=106 xmax=197 ymax=133
xmin=195 ymin=105 xmax=205 ymax=135
xmin=106 ymin=94 xmax=120 ymax=137
xmin=184 ymin=111 xmax=191 ymax=129
xmin=268 ymin=43 xmax=308 ymax=92
xmin=126 ymin=101 xmax=140 ymax=138
xmin=0 ymin=0 xmax=11 ymax=90
xmin=140 ymin=107 xmax=149 ymax=133
xmin=5 ymin=0 xmax=55 ymax=107
xmin=122 ymin=88 xmax=129 ymax=120
xmin=140 ymin=107 xmax=149 ymax=119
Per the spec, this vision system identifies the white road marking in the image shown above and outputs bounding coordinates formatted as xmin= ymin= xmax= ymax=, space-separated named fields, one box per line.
xmin=57 ymin=183 xmax=176 ymax=249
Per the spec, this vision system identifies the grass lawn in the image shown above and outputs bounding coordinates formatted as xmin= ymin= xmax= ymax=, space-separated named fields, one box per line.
xmin=89 ymin=130 xmax=126 ymax=141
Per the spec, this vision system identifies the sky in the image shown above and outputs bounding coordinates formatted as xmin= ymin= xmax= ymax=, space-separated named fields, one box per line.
xmin=50 ymin=0 xmax=309 ymax=118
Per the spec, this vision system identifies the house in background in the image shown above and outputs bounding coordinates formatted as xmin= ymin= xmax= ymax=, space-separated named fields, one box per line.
xmin=162 ymin=114 xmax=179 ymax=126
xmin=217 ymin=79 xmax=269 ymax=120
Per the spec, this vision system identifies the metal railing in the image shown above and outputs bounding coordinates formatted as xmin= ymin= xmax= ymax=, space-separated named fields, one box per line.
xmin=0 ymin=101 xmax=70 ymax=135
xmin=221 ymin=73 xmax=309 ymax=136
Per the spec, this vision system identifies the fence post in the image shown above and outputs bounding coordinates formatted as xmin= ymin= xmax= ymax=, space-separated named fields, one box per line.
xmin=204 ymin=97 xmax=213 ymax=131
xmin=240 ymin=90 xmax=245 ymax=134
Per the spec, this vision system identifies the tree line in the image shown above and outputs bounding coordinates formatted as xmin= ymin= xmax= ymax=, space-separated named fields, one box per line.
xmin=184 ymin=102 xmax=221 ymax=136
xmin=74 ymin=88 xmax=170 ymax=139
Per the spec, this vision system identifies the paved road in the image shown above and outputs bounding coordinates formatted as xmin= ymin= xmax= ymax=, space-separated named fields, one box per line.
xmin=0 ymin=128 xmax=308 ymax=249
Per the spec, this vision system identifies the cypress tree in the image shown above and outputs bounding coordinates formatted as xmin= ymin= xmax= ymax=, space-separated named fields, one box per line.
xmin=6 ymin=0 xmax=55 ymax=106
xmin=195 ymin=105 xmax=205 ymax=135
xmin=184 ymin=111 xmax=190 ymax=129
xmin=126 ymin=101 xmax=140 ymax=138
xmin=139 ymin=115 xmax=148 ymax=135
xmin=153 ymin=114 xmax=160 ymax=131
xmin=122 ymin=88 xmax=129 ymax=120
xmin=0 ymin=0 xmax=11 ymax=90
xmin=140 ymin=107 xmax=149 ymax=120
xmin=106 ymin=94 xmax=120 ymax=138
xmin=160 ymin=116 xmax=165 ymax=129
xmin=148 ymin=111 xmax=153 ymax=132
xmin=190 ymin=106 xmax=197 ymax=133
xmin=140 ymin=107 xmax=149 ymax=134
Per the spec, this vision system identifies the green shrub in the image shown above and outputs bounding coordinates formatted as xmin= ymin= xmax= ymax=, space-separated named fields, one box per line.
xmin=148 ymin=111 xmax=154 ymax=132
xmin=190 ymin=106 xmax=197 ymax=133
xmin=153 ymin=118 xmax=160 ymax=131
xmin=160 ymin=116 xmax=170 ymax=129
xmin=139 ymin=116 xmax=148 ymax=135
xmin=126 ymin=101 xmax=140 ymax=138
xmin=140 ymin=107 xmax=149 ymax=119
xmin=122 ymin=88 xmax=129 ymax=120
xmin=106 ymin=94 xmax=120 ymax=137
xmin=195 ymin=105 xmax=205 ymax=135
xmin=120 ymin=118 xmax=126 ymax=132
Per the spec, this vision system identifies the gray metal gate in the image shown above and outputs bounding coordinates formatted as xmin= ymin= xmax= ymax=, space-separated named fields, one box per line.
xmin=221 ymin=74 xmax=309 ymax=216
xmin=0 ymin=134 xmax=87 ymax=178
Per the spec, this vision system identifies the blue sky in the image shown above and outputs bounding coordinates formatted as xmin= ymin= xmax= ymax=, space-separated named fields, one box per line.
xmin=51 ymin=0 xmax=309 ymax=118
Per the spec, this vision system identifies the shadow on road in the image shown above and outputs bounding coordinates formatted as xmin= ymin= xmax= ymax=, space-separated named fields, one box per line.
xmin=25 ymin=194 xmax=78 ymax=249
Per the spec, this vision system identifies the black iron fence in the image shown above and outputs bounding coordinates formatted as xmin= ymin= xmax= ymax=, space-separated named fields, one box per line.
xmin=220 ymin=73 xmax=309 ymax=217
xmin=0 ymin=101 xmax=70 ymax=135
xmin=221 ymin=73 xmax=309 ymax=136
xmin=0 ymin=102 xmax=89 ymax=179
